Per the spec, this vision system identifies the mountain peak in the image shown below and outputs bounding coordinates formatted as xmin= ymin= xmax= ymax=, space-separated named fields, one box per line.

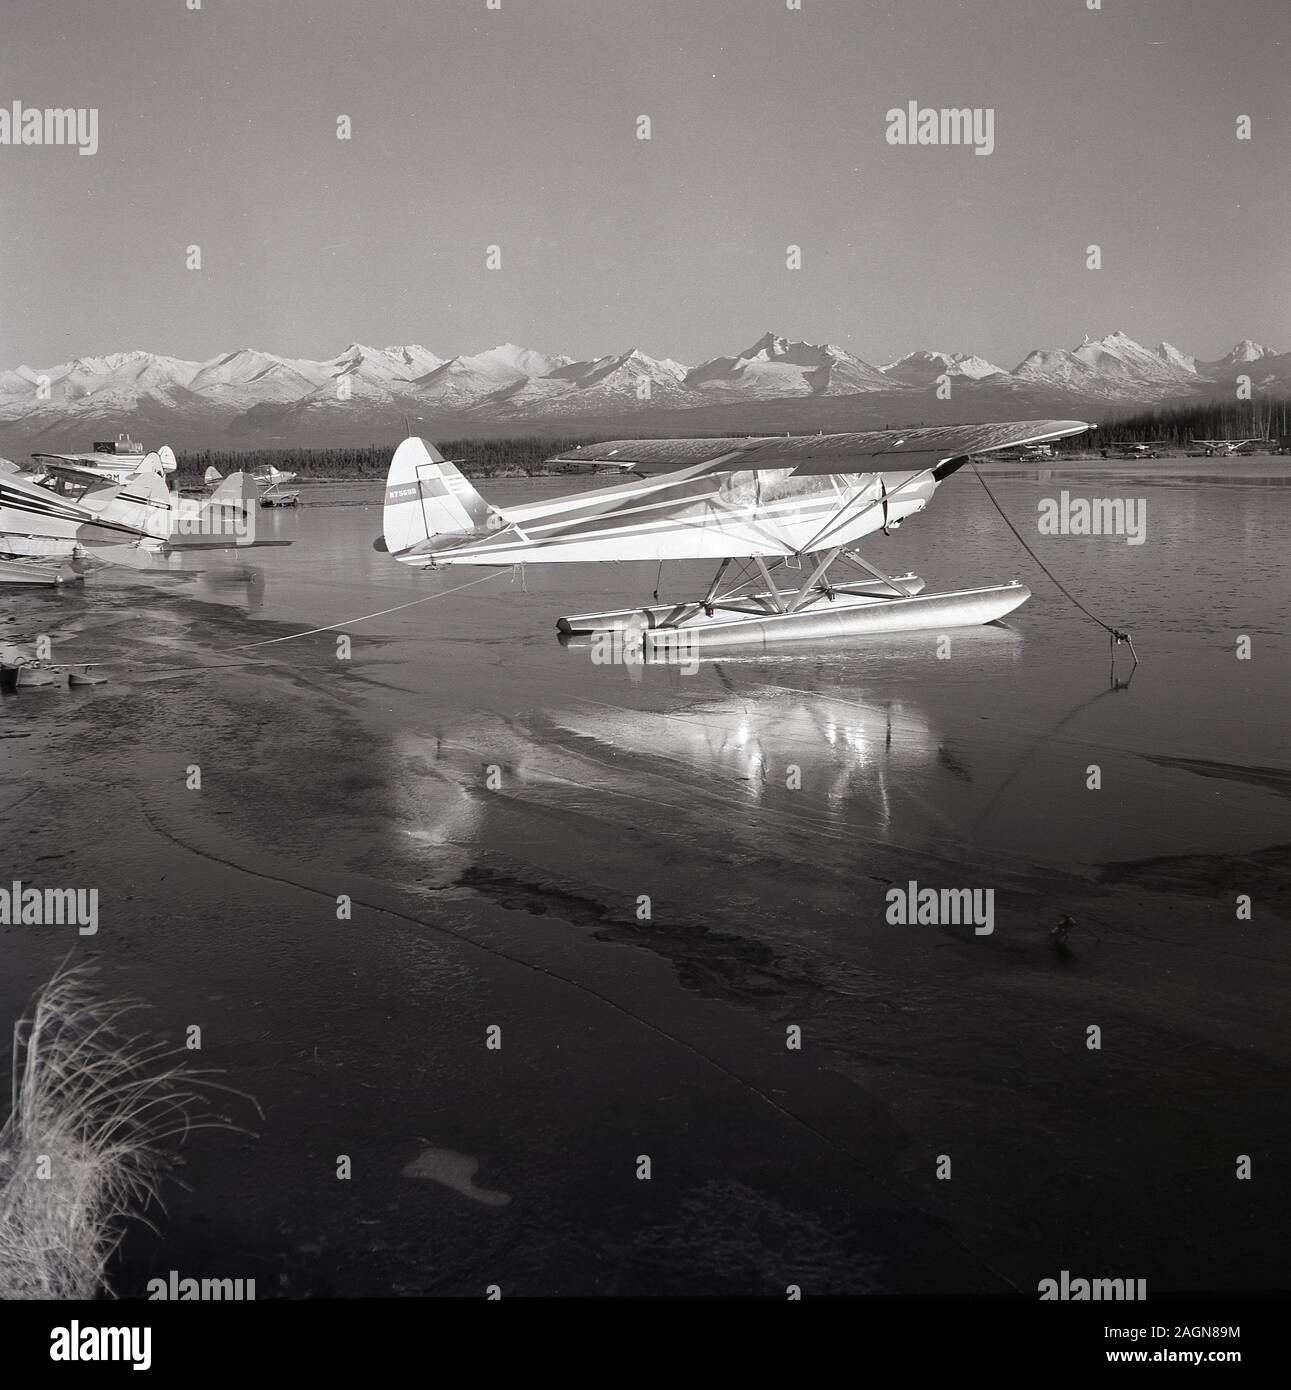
xmin=1156 ymin=341 xmax=1197 ymax=373
xmin=741 ymin=331 xmax=791 ymax=359
xmin=1082 ymin=329 xmax=1143 ymax=350
xmin=881 ymin=348 xmax=1005 ymax=382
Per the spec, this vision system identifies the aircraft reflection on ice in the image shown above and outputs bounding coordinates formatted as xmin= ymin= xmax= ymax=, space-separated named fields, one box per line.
xmin=382 ymin=689 xmax=950 ymax=849
xmin=383 ymin=633 xmax=1046 ymax=859
xmin=550 ymin=688 xmax=946 ymax=834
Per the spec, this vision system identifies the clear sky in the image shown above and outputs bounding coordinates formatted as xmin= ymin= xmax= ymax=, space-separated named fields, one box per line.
xmin=1 ymin=0 xmax=1287 ymax=369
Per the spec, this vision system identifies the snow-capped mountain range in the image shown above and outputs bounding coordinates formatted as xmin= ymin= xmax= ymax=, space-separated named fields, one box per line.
xmin=0 ymin=330 xmax=1286 ymax=447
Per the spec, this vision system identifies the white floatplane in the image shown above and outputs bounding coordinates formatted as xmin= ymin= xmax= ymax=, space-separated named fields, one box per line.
xmin=0 ymin=452 xmax=285 ymax=584
xmin=29 ymin=433 xmax=178 ymax=484
xmin=376 ymin=419 xmax=1092 ymax=651
xmin=205 ymin=462 xmax=298 ymax=489
xmin=1189 ymin=436 xmax=1272 ymax=457
xmin=1109 ymin=441 xmax=1168 ymax=459
xmin=206 ymin=462 xmax=300 ymax=508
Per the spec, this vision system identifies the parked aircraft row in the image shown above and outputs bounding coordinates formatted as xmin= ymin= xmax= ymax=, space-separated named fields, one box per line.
xmin=0 ymin=424 xmax=1278 ymax=648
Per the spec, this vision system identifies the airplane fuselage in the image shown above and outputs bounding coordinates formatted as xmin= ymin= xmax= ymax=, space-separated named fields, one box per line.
xmin=398 ymin=464 xmax=939 ymax=566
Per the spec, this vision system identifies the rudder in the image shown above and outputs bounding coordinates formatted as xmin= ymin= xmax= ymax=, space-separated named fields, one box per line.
xmin=382 ymin=436 xmax=496 ymax=557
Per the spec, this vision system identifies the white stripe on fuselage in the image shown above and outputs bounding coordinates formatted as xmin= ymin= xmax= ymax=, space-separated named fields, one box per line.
xmin=418 ymin=491 xmax=930 ymax=565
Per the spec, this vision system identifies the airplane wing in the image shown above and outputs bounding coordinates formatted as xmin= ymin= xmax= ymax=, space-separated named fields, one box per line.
xmin=30 ymin=451 xmax=115 ymax=466
xmin=38 ymin=459 xmax=131 ymax=485
xmin=547 ymin=420 xmax=1092 ymax=477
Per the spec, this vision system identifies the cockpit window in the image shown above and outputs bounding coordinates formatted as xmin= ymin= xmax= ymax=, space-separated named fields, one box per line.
xmin=37 ymin=474 xmax=91 ymax=502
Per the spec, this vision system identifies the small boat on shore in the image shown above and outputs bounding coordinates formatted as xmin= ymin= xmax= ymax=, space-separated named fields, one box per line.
xmin=0 ymin=641 xmax=106 ymax=691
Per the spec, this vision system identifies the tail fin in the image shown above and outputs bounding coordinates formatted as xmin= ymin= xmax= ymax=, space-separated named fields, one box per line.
xmin=158 ymin=445 xmax=177 ymax=473
xmin=204 ymin=465 xmax=223 ymax=487
xmin=381 ymin=436 xmax=496 ymax=558
xmin=106 ymin=454 xmax=173 ymax=539
xmin=210 ymin=471 xmax=255 ymax=508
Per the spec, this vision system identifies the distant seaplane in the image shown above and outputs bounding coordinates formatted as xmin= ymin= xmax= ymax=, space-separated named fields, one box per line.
xmin=205 ymin=462 xmax=298 ymax=489
xmin=1189 ymin=436 xmax=1272 ymax=457
xmin=1106 ymin=441 xmax=1168 ymax=459
xmin=990 ymin=442 xmax=1055 ymax=462
xmin=376 ymin=418 xmax=1092 ymax=653
xmin=205 ymin=462 xmax=300 ymax=507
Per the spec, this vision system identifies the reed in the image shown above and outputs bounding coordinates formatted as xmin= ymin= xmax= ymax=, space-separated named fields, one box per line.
xmin=0 ymin=963 xmax=252 ymax=1299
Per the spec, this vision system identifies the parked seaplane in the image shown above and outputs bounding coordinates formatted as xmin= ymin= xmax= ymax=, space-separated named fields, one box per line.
xmin=1106 ymin=441 xmax=1168 ymax=459
xmin=205 ymin=462 xmax=300 ymax=508
xmin=0 ymin=452 xmax=283 ymax=586
xmin=376 ymin=419 xmax=1091 ymax=653
xmin=29 ymin=434 xmax=177 ymax=485
xmin=205 ymin=462 xmax=298 ymax=489
xmin=1189 ymin=436 xmax=1272 ymax=457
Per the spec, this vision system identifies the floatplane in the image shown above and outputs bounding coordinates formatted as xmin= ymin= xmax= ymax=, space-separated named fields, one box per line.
xmin=1103 ymin=441 xmax=1168 ymax=459
xmin=376 ymin=419 xmax=1092 ymax=653
xmin=0 ymin=451 xmax=282 ymax=586
xmin=28 ymin=432 xmax=177 ymax=485
xmin=205 ymin=462 xmax=300 ymax=508
xmin=1189 ymin=436 xmax=1271 ymax=457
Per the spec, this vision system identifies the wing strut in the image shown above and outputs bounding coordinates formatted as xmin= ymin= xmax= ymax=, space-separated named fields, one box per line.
xmin=698 ymin=557 xmax=732 ymax=614
xmin=751 ymin=557 xmax=785 ymax=613
xmin=841 ymin=549 xmax=918 ymax=598
xmin=785 ymin=548 xmax=844 ymax=613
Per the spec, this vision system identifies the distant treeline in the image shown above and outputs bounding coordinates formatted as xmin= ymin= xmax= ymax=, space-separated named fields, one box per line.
xmin=173 ymin=402 xmax=1291 ymax=482
xmin=175 ymin=437 xmax=595 ymax=484
xmin=1071 ymin=397 xmax=1291 ymax=449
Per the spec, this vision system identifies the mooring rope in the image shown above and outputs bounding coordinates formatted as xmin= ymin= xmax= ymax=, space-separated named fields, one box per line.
xmin=226 ymin=568 xmax=506 ymax=651
xmin=969 ymin=460 xmax=1138 ymax=663
xmin=62 ymin=568 xmax=511 ymax=678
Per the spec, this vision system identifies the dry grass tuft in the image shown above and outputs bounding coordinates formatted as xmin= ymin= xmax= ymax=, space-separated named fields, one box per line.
xmin=0 ymin=963 xmax=253 ymax=1299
